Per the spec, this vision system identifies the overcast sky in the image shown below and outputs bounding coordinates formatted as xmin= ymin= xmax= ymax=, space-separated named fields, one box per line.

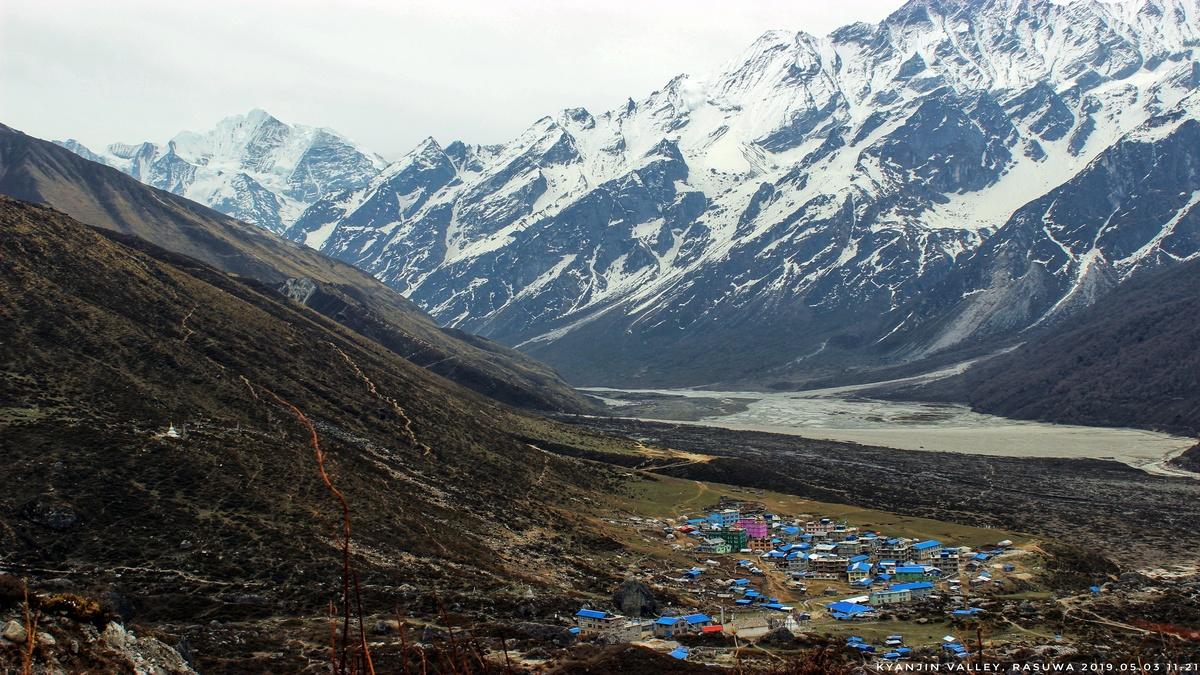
xmin=1 ymin=0 xmax=906 ymax=158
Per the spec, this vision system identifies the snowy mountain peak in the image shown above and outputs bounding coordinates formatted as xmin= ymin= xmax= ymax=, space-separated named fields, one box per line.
xmin=60 ymin=0 xmax=1200 ymax=385
xmin=61 ymin=110 xmax=385 ymax=233
xmin=275 ymin=0 xmax=1200 ymax=385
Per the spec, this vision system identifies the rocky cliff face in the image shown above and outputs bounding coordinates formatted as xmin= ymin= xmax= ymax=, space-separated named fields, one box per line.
xmin=898 ymin=101 xmax=1200 ymax=357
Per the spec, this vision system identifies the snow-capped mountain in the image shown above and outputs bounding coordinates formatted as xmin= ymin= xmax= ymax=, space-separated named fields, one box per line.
xmin=281 ymin=0 xmax=1199 ymax=385
xmin=58 ymin=110 xmax=385 ymax=233
xmin=898 ymin=90 xmax=1200 ymax=356
xmin=63 ymin=0 xmax=1199 ymax=386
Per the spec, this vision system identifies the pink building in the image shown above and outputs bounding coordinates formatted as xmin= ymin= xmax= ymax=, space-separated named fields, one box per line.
xmin=736 ymin=518 xmax=768 ymax=539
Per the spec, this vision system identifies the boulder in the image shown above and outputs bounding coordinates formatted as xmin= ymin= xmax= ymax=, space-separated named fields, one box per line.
xmin=512 ymin=622 xmax=576 ymax=647
xmin=2 ymin=619 xmax=27 ymax=643
xmin=373 ymin=619 xmax=399 ymax=635
xmin=102 ymin=622 xmax=128 ymax=650
xmin=22 ymin=499 xmax=79 ymax=531
xmin=611 ymin=578 xmax=658 ymax=617
xmin=757 ymin=626 xmax=796 ymax=646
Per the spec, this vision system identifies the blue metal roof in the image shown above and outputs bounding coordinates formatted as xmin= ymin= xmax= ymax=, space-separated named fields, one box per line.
xmin=912 ymin=540 xmax=942 ymax=550
xmin=895 ymin=566 xmax=926 ymax=574
xmin=891 ymin=581 xmax=933 ymax=591
xmin=655 ymin=616 xmax=679 ymax=625
xmin=668 ymin=647 xmax=689 ymax=660
xmin=827 ymin=601 xmax=874 ymax=614
xmin=683 ymin=613 xmax=712 ymax=624
xmin=576 ymin=609 xmax=607 ymax=619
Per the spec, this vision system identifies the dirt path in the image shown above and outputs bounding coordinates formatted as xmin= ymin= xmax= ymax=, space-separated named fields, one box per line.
xmin=1058 ymin=593 xmax=1150 ymax=636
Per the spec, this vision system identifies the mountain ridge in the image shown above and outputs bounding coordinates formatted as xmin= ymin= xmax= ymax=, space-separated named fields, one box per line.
xmin=58 ymin=0 xmax=1200 ymax=386
xmin=56 ymin=109 xmax=386 ymax=233
xmin=1 ymin=123 xmax=596 ymax=412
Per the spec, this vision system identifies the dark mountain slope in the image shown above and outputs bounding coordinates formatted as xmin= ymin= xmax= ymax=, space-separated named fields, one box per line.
xmin=0 ymin=197 xmax=627 ymax=670
xmin=915 ymin=256 xmax=1200 ymax=436
xmin=0 ymin=123 xmax=594 ymax=413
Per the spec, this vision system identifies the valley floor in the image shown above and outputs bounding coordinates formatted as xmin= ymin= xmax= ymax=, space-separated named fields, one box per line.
xmin=582 ymin=386 xmax=1198 ymax=472
xmin=558 ymin=416 xmax=1200 ymax=573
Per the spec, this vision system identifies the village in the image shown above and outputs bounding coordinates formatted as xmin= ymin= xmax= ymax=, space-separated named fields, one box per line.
xmin=566 ymin=497 xmax=1029 ymax=665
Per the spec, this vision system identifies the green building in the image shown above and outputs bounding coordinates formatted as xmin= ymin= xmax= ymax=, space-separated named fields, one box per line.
xmin=892 ymin=565 xmax=929 ymax=581
xmin=716 ymin=528 xmax=749 ymax=551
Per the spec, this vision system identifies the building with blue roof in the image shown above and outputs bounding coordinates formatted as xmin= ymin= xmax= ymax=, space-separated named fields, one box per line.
xmin=652 ymin=616 xmax=680 ymax=637
xmin=708 ymin=509 xmax=740 ymax=527
xmin=575 ymin=608 xmax=623 ymax=632
xmin=668 ymin=646 xmax=689 ymax=660
xmin=891 ymin=581 xmax=934 ymax=600
xmin=869 ymin=581 xmax=933 ymax=605
xmin=827 ymin=601 xmax=876 ymax=620
xmin=893 ymin=565 xmax=929 ymax=581
xmin=912 ymin=540 xmax=943 ymax=562
xmin=847 ymin=560 xmax=874 ymax=583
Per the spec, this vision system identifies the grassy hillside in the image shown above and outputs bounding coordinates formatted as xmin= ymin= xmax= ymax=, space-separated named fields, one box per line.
xmin=0 ymin=122 xmax=595 ymax=413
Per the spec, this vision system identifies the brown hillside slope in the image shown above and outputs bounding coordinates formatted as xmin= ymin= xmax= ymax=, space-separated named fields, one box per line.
xmin=0 ymin=122 xmax=595 ymax=413
xmin=0 ymin=197 xmax=630 ymax=670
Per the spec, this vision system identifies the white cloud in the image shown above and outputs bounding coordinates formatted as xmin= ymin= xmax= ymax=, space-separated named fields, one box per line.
xmin=0 ymin=0 xmax=904 ymax=158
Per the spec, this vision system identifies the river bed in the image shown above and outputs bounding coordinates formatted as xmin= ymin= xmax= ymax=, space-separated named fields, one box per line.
xmin=581 ymin=386 xmax=1197 ymax=475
